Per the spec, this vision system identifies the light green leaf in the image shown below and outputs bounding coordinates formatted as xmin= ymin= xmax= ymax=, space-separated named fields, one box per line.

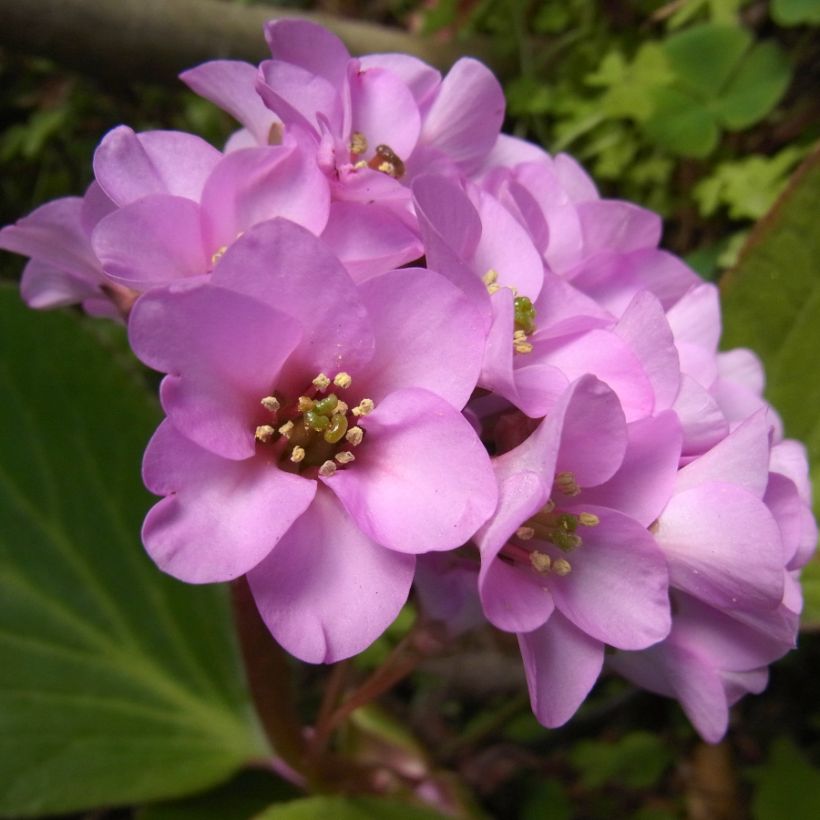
xmin=254 ymin=796 xmax=450 ymax=820
xmin=569 ymin=731 xmax=673 ymax=789
xmin=720 ymin=150 xmax=820 ymax=511
xmin=0 ymin=288 xmax=265 ymax=817
xmin=713 ymin=41 xmax=792 ymax=130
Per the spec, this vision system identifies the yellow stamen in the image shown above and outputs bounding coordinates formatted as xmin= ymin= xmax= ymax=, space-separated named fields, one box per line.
xmin=335 ymin=400 xmax=349 ymax=416
xmin=482 ymin=269 xmax=499 ymax=286
xmin=335 ymin=451 xmax=355 ymax=465
xmin=312 ymin=373 xmax=331 ymax=391
xmin=319 ymin=460 xmax=337 ymax=477
xmin=529 ymin=551 xmax=552 ymax=573
xmin=255 ymin=425 xmax=275 ymax=442
xmin=352 ymin=398 xmax=375 ymax=417
xmin=297 ymin=396 xmax=315 ymax=412
xmin=553 ymin=558 xmax=572 ymax=576
xmin=516 ymin=526 xmax=535 ymax=541
xmin=333 ymin=372 xmax=352 ymax=389
xmin=290 ymin=446 xmax=306 ymax=463
xmin=210 ymin=245 xmax=228 ymax=267
xmin=278 ymin=421 xmax=294 ymax=438
xmin=578 ymin=512 xmax=600 ymax=527
xmin=556 ymin=471 xmax=581 ymax=496
xmin=346 ymin=427 xmax=364 ymax=446
xmin=260 ymin=396 xmax=280 ymax=413
xmin=514 ymin=341 xmax=534 ymax=354
xmin=349 ymin=132 xmax=368 ymax=155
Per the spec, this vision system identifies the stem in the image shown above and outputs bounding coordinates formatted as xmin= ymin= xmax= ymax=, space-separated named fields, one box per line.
xmin=231 ymin=577 xmax=308 ymax=775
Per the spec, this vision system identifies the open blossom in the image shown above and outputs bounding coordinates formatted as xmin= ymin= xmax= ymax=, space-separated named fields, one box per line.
xmin=129 ymin=218 xmax=497 ymax=662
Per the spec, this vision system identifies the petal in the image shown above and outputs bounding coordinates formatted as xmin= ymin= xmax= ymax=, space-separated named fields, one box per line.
xmin=129 ymin=283 xmax=303 ymax=459
xmin=0 ymin=196 xmax=100 ymax=278
xmin=577 ymin=200 xmax=661 ymax=254
xmin=672 ymin=374 xmax=730 ymax=456
xmin=717 ymin=348 xmax=765 ymax=395
xmin=349 ymin=64 xmax=421 ymax=162
xmin=613 ymin=291 xmax=680 ymax=409
xmin=356 ymin=267 xmax=485 ymax=409
xmin=200 ymin=143 xmax=330 ymax=251
xmin=256 ymin=59 xmax=341 ymax=136
xmin=180 ymin=60 xmax=279 ymax=145
xmin=328 ymin=388 xmax=497 ymax=554
xmin=20 ymin=259 xmax=100 ymax=310
xmin=320 ymin=201 xmax=423 ymax=281
xmin=80 ymin=181 xmax=116 ymax=234
xmin=549 ymin=506 xmax=671 ymax=650
xmin=656 ymin=483 xmax=785 ymax=610
xmin=93 ymin=126 xmax=221 ymax=205
xmin=674 ymin=410 xmax=771 ymax=498
xmin=418 ymin=58 xmax=505 ymax=174
xmin=580 ymin=412 xmax=682 ymax=527
xmin=248 ymin=487 xmax=414 ymax=663
xmin=142 ymin=420 xmax=316 ymax=583
xmin=92 ymin=196 xmax=207 ymax=289
xmin=476 ymin=471 xmax=555 ymax=633
xmin=210 ymin=219 xmax=375 ymax=379
xmin=519 ymin=613 xmax=604 ymax=728
xmin=666 ymin=283 xmax=721 ymax=354
xmin=358 ymin=53 xmax=441 ymax=109
xmin=263 ymin=19 xmax=350 ymax=89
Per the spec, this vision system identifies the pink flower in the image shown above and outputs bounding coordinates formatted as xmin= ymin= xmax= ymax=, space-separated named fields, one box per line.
xmin=129 ymin=219 xmax=497 ymax=662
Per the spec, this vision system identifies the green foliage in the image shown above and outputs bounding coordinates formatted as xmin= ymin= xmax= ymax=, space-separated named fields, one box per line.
xmin=720 ymin=150 xmax=820 ymax=509
xmin=568 ymin=732 xmax=673 ymax=790
xmin=254 ymin=796 xmax=450 ymax=819
xmin=772 ymin=0 xmax=820 ymax=25
xmin=520 ymin=779 xmax=572 ymax=820
xmin=694 ymin=147 xmax=807 ymax=220
xmin=0 ymin=288 xmax=264 ymax=817
xmin=751 ymin=739 xmax=820 ymax=819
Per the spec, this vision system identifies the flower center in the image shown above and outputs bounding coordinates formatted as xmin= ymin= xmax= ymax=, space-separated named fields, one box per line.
xmin=349 ymin=132 xmax=406 ymax=179
xmin=253 ymin=371 xmax=374 ymax=477
xmin=482 ymin=270 xmax=537 ymax=355
xmin=498 ymin=472 xmax=599 ymax=578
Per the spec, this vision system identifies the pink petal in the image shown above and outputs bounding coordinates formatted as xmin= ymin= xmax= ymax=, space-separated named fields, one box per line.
xmin=129 ymin=283 xmax=303 ymax=459
xmin=657 ymin=483 xmax=785 ymax=610
xmin=248 ymin=487 xmax=414 ymax=663
xmin=579 ymin=412 xmax=682 ymax=527
xmin=577 ymin=200 xmax=661 ymax=254
xmin=328 ymin=388 xmax=497 ymax=554
xmin=672 ymin=375 xmax=730 ymax=456
xmin=180 ymin=60 xmax=279 ymax=145
xmin=358 ymin=54 xmax=441 ymax=109
xmin=20 ymin=259 xmax=100 ymax=310
xmin=142 ymin=420 xmax=316 ymax=583
xmin=210 ymin=219 xmax=375 ymax=379
xmin=417 ymin=58 xmax=505 ymax=174
xmin=356 ymin=268 xmax=485 ymax=409
xmin=93 ymin=126 xmax=221 ymax=205
xmin=80 ymin=181 xmax=116 ymax=234
xmin=264 ymin=19 xmax=350 ymax=89
xmin=666 ymin=283 xmax=721 ymax=353
xmin=200 ymin=143 xmax=330 ymax=251
xmin=519 ymin=613 xmax=604 ymax=728
xmin=717 ymin=348 xmax=765 ymax=394
xmin=348 ymin=64 xmax=421 ymax=162
xmin=320 ymin=201 xmax=423 ymax=281
xmin=92 ymin=195 xmax=207 ymax=289
xmin=548 ymin=506 xmax=671 ymax=650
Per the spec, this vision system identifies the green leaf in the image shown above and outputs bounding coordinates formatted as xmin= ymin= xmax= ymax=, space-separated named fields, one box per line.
xmin=751 ymin=739 xmax=820 ymax=820
xmin=254 ymin=796 xmax=450 ymax=820
xmin=662 ymin=24 xmax=751 ymax=98
xmin=644 ymin=87 xmax=720 ymax=157
xmin=720 ymin=149 xmax=820 ymax=511
xmin=569 ymin=731 xmax=673 ymax=789
xmin=713 ymin=41 xmax=792 ymax=130
xmin=772 ymin=0 xmax=820 ymax=26
xmin=799 ymin=558 xmax=820 ymax=630
xmin=0 ymin=288 xmax=265 ymax=817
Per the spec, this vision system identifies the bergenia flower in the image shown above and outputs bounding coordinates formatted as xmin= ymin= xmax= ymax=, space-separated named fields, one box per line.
xmin=474 ymin=376 xmax=677 ymax=726
xmin=129 ymin=218 xmax=497 ymax=662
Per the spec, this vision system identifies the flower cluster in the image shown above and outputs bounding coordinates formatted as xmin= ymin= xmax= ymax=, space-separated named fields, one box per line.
xmin=2 ymin=19 xmax=815 ymax=743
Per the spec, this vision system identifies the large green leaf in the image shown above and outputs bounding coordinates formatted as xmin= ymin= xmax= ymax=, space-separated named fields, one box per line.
xmin=254 ymin=796 xmax=450 ymax=820
xmin=720 ymin=150 xmax=820 ymax=505
xmin=0 ymin=288 xmax=266 ymax=817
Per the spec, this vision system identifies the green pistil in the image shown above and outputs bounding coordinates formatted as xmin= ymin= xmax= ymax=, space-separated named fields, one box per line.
xmin=514 ymin=296 xmax=536 ymax=335
xmin=305 ymin=410 xmax=330 ymax=432
xmin=324 ymin=414 xmax=348 ymax=444
xmin=313 ymin=393 xmax=339 ymax=416
xmin=548 ymin=530 xmax=582 ymax=552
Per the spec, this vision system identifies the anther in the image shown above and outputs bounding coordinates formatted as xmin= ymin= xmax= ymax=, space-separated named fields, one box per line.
xmin=516 ymin=526 xmax=535 ymax=541
xmin=346 ymin=427 xmax=364 ymax=446
xmin=255 ymin=425 xmax=275 ymax=442
xmin=349 ymin=132 xmax=367 ymax=155
xmin=335 ymin=451 xmax=355 ymax=464
xmin=482 ymin=269 xmax=499 ymax=286
xmin=556 ymin=471 xmax=581 ymax=496
xmin=514 ymin=341 xmax=534 ymax=354
xmin=297 ymin=396 xmax=315 ymax=412
xmin=378 ymin=161 xmax=396 ymax=176
xmin=578 ymin=512 xmax=600 ymax=527
xmin=353 ymin=160 xmax=368 ymax=169
xmin=553 ymin=558 xmax=572 ymax=576
xmin=260 ymin=396 xmax=280 ymax=413
xmin=487 ymin=283 xmax=501 ymax=295
xmin=352 ymin=398 xmax=375 ymax=417
xmin=335 ymin=400 xmax=349 ymax=416
xmin=312 ymin=373 xmax=331 ymax=391
xmin=529 ymin=551 xmax=552 ymax=573
xmin=278 ymin=421 xmax=295 ymax=438
xmin=319 ymin=460 xmax=337 ymax=477
xmin=210 ymin=245 xmax=228 ymax=267
xmin=333 ymin=372 xmax=352 ymax=389
xmin=543 ymin=499 xmax=556 ymax=513
xmin=290 ymin=446 xmax=306 ymax=463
